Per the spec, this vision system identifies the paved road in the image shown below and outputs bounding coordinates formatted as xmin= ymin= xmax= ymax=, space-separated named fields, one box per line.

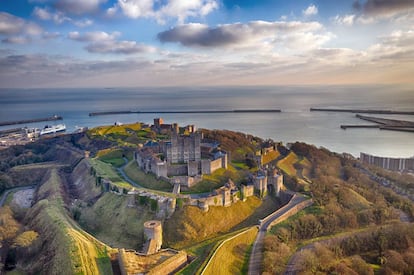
xmin=248 ymin=194 xmax=310 ymax=275
xmin=0 ymin=185 xmax=36 ymax=207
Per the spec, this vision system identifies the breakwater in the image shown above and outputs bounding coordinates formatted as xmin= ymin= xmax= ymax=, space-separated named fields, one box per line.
xmin=0 ymin=115 xmax=62 ymax=127
xmin=340 ymin=114 xmax=414 ymax=133
xmin=89 ymin=109 xmax=281 ymax=116
xmin=310 ymin=108 xmax=414 ymax=115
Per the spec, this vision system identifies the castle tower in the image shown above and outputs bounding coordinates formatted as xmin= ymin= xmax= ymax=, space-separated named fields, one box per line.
xmin=154 ymin=118 xmax=164 ymax=128
xmin=143 ymin=220 xmax=162 ymax=255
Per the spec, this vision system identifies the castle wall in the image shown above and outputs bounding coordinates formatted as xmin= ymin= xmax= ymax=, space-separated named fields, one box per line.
xmin=167 ymin=164 xmax=188 ymax=176
xmin=170 ymin=176 xmax=202 ymax=188
xmin=210 ymin=158 xmax=223 ymax=174
xmin=201 ymin=157 xmax=226 ymax=175
xmin=187 ymin=161 xmax=199 ymax=176
xmin=147 ymin=251 xmax=187 ymax=275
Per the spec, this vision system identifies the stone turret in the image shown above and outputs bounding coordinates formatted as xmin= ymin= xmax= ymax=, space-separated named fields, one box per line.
xmin=143 ymin=220 xmax=163 ymax=255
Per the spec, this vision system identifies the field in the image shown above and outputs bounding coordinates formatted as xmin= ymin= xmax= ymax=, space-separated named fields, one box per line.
xmin=203 ymin=227 xmax=258 ymax=275
xmin=123 ymin=161 xmax=172 ymax=191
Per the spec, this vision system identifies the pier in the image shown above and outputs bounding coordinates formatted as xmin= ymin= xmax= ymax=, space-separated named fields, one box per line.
xmin=340 ymin=114 xmax=414 ymax=133
xmin=0 ymin=115 xmax=63 ymax=127
xmin=89 ymin=109 xmax=281 ymax=116
xmin=310 ymin=108 xmax=414 ymax=115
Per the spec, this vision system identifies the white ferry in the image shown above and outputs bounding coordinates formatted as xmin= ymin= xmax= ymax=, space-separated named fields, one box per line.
xmin=40 ymin=124 xmax=66 ymax=135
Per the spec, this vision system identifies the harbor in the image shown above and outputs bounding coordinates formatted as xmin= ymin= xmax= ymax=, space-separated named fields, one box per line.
xmin=89 ymin=109 xmax=282 ymax=116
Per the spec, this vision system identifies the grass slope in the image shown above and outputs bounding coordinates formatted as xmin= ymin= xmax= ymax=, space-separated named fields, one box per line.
xmin=79 ymin=192 xmax=155 ymax=250
xmin=26 ymin=169 xmax=112 ymax=275
xmin=89 ymin=158 xmax=132 ymax=189
xmin=123 ymin=161 xmax=172 ymax=191
xmin=97 ymin=148 xmax=125 ymax=167
xmin=164 ymin=196 xmax=273 ymax=248
xmin=203 ymin=227 xmax=258 ymax=275
xmin=277 ymin=151 xmax=299 ymax=176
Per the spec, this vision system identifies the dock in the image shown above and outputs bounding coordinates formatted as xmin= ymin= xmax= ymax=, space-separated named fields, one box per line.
xmin=0 ymin=115 xmax=63 ymax=127
xmin=310 ymin=108 xmax=414 ymax=115
xmin=89 ymin=109 xmax=281 ymax=116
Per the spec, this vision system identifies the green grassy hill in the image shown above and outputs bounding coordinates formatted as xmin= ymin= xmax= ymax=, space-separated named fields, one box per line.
xmin=164 ymin=196 xmax=279 ymax=249
xmin=23 ymin=169 xmax=113 ymax=275
xmin=78 ymin=192 xmax=156 ymax=250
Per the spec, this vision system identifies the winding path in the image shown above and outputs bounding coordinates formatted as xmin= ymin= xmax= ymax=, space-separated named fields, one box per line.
xmin=248 ymin=194 xmax=312 ymax=275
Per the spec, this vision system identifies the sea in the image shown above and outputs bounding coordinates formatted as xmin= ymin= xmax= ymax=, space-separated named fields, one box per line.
xmin=1 ymin=85 xmax=413 ymax=158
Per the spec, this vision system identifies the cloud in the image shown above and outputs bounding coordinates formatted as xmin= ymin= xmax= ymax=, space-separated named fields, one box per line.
xmin=333 ymin=14 xmax=356 ymax=26
xmin=33 ymin=7 xmax=93 ymax=27
xmin=68 ymin=31 xmax=120 ymax=42
xmin=303 ymin=4 xmax=318 ymax=16
xmin=158 ymin=20 xmax=328 ymax=50
xmin=33 ymin=7 xmax=71 ymax=24
xmin=2 ymin=36 xmax=31 ymax=44
xmin=54 ymin=0 xmax=105 ymax=15
xmin=110 ymin=0 xmax=218 ymax=23
xmin=354 ymin=0 xmax=414 ymax=16
xmin=0 ymin=12 xmax=42 ymax=36
xmin=368 ymin=29 xmax=414 ymax=61
xmin=85 ymin=40 xmax=154 ymax=54
xmin=68 ymin=31 xmax=155 ymax=54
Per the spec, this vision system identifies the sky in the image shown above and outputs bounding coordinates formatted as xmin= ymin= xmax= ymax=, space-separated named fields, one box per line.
xmin=0 ymin=0 xmax=414 ymax=88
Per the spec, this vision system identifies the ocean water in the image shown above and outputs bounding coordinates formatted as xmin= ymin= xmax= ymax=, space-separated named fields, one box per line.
xmin=0 ymin=85 xmax=413 ymax=158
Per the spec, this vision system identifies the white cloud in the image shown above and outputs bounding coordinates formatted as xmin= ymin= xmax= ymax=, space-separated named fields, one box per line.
xmin=112 ymin=0 xmax=218 ymax=23
xmin=117 ymin=0 xmax=154 ymax=19
xmin=68 ymin=31 xmax=120 ymax=42
xmin=157 ymin=0 xmax=218 ymax=23
xmin=303 ymin=4 xmax=318 ymax=16
xmin=158 ymin=20 xmax=328 ymax=51
xmin=86 ymin=40 xmax=155 ymax=54
xmin=0 ymin=12 xmax=42 ymax=36
xmin=33 ymin=6 xmax=52 ymax=20
xmin=333 ymin=14 xmax=356 ymax=26
xmin=68 ymin=31 xmax=155 ymax=54
xmin=33 ymin=7 xmax=92 ymax=26
xmin=73 ymin=19 xmax=94 ymax=27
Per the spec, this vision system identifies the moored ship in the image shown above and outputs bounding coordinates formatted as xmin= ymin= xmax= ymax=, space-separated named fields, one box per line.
xmin=40 ymin=124 xmax=66 ymax=135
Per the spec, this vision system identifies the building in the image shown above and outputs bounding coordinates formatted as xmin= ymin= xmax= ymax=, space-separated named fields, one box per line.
xmin=135 ymin=119 xmax=228 ymax=188
xmin=360 ymin=152 xmax=414 ymax=172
